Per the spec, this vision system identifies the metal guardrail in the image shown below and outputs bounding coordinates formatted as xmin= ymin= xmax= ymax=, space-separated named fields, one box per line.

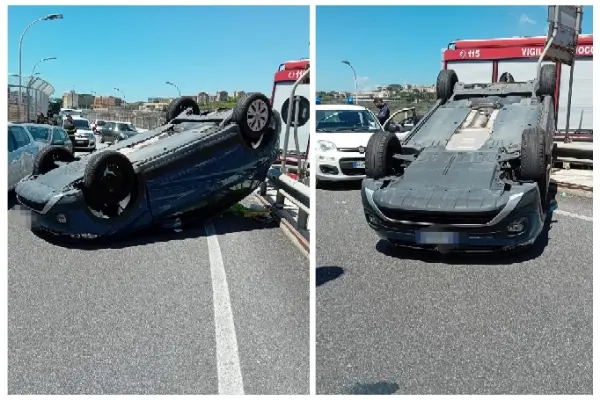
xmin=259 ymin=67 xmax=311 ymax=235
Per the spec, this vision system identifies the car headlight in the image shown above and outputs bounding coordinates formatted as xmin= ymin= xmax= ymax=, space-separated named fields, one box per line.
xmin=318 ymin=140 xmax=337 ymax=152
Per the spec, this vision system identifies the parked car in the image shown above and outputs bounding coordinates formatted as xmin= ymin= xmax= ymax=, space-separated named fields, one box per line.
xmin=91 ymin=119 xmax=106 ymax=134
xmin=99 ymin=121 xmax=140 ymax=144
xmin=19 ymin=123 xmax=74 ymax=154
xmin=8 ymin=123 xmax=46 ymax=191
xmin=15 ymin=94 xmax=280 ymax=241
xmin=62 ymin=116 xmax=96 ymax=152
xmin=315 ymin=104 xmax=386 ymax=184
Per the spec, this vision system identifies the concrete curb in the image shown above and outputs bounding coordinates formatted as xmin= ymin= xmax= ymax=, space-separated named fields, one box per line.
xmin=552 ymin=180 xmax=593 ymax=198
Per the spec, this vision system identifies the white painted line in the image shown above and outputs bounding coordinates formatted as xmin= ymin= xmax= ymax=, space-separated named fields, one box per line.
xmin=205 ymin=221 xmax=245 ymax=395
xmin=554 ymin=209 xmax=594 ymax=222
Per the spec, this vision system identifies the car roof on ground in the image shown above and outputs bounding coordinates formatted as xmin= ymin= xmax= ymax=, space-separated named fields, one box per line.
xmin=316 ymin=104 xmax=370 ymax=111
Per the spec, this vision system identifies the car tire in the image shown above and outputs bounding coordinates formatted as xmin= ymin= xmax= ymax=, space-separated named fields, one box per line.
xmin=520 ymin=127 xmax=549 ymax=204
xmin=83 ymin=150 xmax=136 ymax=208
xmin=537 ymin=64 xmax=556 ymax=97
xmin=232 ymin=93 xmax=273 ymax=140
xmin=365 ymin=131 xmax=402 ymax=180
xmin=33 ymin=145 xmax=76 ymax=175
xmin=436 ymin=69 xmax=459 ymax=102
xmin=166 ymin=97 xmax=201 ymax=122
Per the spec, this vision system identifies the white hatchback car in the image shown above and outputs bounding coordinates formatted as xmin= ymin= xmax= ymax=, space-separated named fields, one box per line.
xmin=315 ymin=104 xmax=386 ymax=183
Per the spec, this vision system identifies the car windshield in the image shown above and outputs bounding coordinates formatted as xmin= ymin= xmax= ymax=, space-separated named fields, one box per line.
xmin=25 ymin=125 xmax=50 ymax=141
xmin=316 ymin=109 xmax=383 ymax=132
xmin=72 ymin=119 xmax=90 ymax=129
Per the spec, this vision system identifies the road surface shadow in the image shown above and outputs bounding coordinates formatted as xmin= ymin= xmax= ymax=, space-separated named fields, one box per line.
xmin=376 ymin=211 xmax=556 ymax=265
xmin=348 ymin=381 xmax=400 ymax=395
xmin=31 ymin=211 xmax=279 ymax=251
xmin=316 ymin=266 xmax=345 ymax=286
xmin=317 ymin=180 xmax=362 ymax=192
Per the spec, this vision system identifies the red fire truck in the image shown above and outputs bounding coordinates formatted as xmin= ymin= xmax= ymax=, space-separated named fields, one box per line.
xmin=271 ymin=59 xmax=310 ymax=179
xmin=442 ymin=35 xmax=593 ymax=140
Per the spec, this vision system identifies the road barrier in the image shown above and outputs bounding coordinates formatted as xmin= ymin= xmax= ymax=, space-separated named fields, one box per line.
xmin=258 ymin=67 xmax=311 ymax=236
xmin=260 ymin=169 xmax=310 ymax=232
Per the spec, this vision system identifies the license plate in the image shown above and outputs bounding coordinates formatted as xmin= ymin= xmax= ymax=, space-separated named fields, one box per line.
xmin=76 ymin=141 xmax=84 ymax=144
xmin=353 ymin=161 xmax=365 ymax=168
xmin=416 ymin=231 xmax=459 ymax=245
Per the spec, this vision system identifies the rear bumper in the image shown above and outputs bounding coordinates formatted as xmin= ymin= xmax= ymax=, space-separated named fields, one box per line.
xmin=361 ymin=179 xmax=545 ymax=252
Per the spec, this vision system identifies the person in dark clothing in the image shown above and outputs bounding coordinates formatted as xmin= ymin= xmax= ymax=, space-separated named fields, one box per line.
xmin=63 ymin=115 xmax=77 ymax=144
xmin=373 ymin=97 xmax=390 ymax=127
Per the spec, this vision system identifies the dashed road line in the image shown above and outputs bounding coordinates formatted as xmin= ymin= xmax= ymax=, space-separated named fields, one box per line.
xmin=205 ymin=220 xmax=245 ymax=395
xmin=554 ymin=209 xmax=593 ymax=222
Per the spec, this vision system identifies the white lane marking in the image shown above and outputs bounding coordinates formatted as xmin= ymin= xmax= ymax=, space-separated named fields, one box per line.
xmin=205 ymin=220 xmax=245 ymax=395
xmin=554 ymin=209 xmax=594 ymax=222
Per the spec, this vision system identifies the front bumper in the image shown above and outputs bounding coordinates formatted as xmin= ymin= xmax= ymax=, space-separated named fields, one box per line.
xmin=73 ymin=136 xmax=96 ymax=151
xmin=15 ymin=179 xmax=152 ymax=240
xmin=361 ymin=179 xmax=545 ymax=252
xmin=316 ymin=150 xmax=366 ymax=181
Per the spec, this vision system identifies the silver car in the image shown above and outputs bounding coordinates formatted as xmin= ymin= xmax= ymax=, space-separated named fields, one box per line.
xmin=8 ymin=123 xmax=46 ymax=191
xmin=20 ymin=123 xmax=74 ymax=154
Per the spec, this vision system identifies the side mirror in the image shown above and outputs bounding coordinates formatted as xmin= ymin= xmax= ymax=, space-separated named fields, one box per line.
xmin=387 ymin=124 xmax=399 ymax=133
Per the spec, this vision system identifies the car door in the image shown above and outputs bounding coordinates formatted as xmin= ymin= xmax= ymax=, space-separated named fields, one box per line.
xmin=8 ymin=128 xmax=19 ymax=189
xmin=10 ymin=125 xmax=38 ymax=180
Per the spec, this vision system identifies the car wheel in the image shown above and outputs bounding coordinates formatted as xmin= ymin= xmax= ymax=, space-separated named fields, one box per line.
xmin=166 ymin=97 xmax=201 ymax=121
xmin=537 ymin=64 xmax=556 ymax=97
xmin=436 ymin=69 xmax=459 ymax=102
xmin=83 ymin=150 xmax=136 ymax=209
xmin=232 ymin=93 xmax=273 ymax=141
xmin=520 ymin=127 xmax=548 ymax=204
xmin=33 ymin=145 xmax=76 ymax=175
xmin=365 ymin=131 xmax=402 ymax=180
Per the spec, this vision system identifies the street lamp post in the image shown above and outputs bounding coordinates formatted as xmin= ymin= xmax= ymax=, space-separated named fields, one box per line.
xmin=166 ymin=81 xmax=182 ymax=98
xmin=18 ymin=13 xmax=63 ymax=121
xmin=114 ymin=87 xmax=126 ymax=106
xmin=342 ymin=60 xmax=358 ymax=105
xmin=91 ymin=90 xmax=98 ymax=108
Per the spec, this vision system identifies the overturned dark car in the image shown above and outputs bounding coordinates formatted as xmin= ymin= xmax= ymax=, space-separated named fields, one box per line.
xmin=15 ymin=93 xmax=280 ymax=240
xmin=362 ymin=66 xmax=558 ymax=253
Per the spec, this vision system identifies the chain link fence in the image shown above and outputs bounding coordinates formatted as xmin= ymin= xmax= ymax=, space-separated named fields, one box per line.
xmin=82 ymin=109 xmax=167 ymax=130
xmin=8 ymin=74 xmax=55 ymax=122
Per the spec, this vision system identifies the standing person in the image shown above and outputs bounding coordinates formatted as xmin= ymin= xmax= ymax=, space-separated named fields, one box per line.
xmin=373 ymin=97 xmax=390 ymax=127
xmin=63 ymin=114 xmax=77 ymax=145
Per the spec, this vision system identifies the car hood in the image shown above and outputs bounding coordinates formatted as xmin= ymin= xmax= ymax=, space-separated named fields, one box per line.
xmin=316 ymin=131 xmax=377 ymax=149
xmin=76 ymin=129 xmax=94 ymax=138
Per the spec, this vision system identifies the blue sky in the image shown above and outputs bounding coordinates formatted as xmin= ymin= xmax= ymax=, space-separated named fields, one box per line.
xmin=316 ymin=5 xmax=594 ymax=91
xmin=8 ymin=5 xmax=309 ymax=102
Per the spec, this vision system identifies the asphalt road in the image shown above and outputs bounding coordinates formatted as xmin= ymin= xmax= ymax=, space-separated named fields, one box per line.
xmin=316 ymin=181 xmax=592 ymax=395
xmin=8 ymin=143 xmax=309 ymax=395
